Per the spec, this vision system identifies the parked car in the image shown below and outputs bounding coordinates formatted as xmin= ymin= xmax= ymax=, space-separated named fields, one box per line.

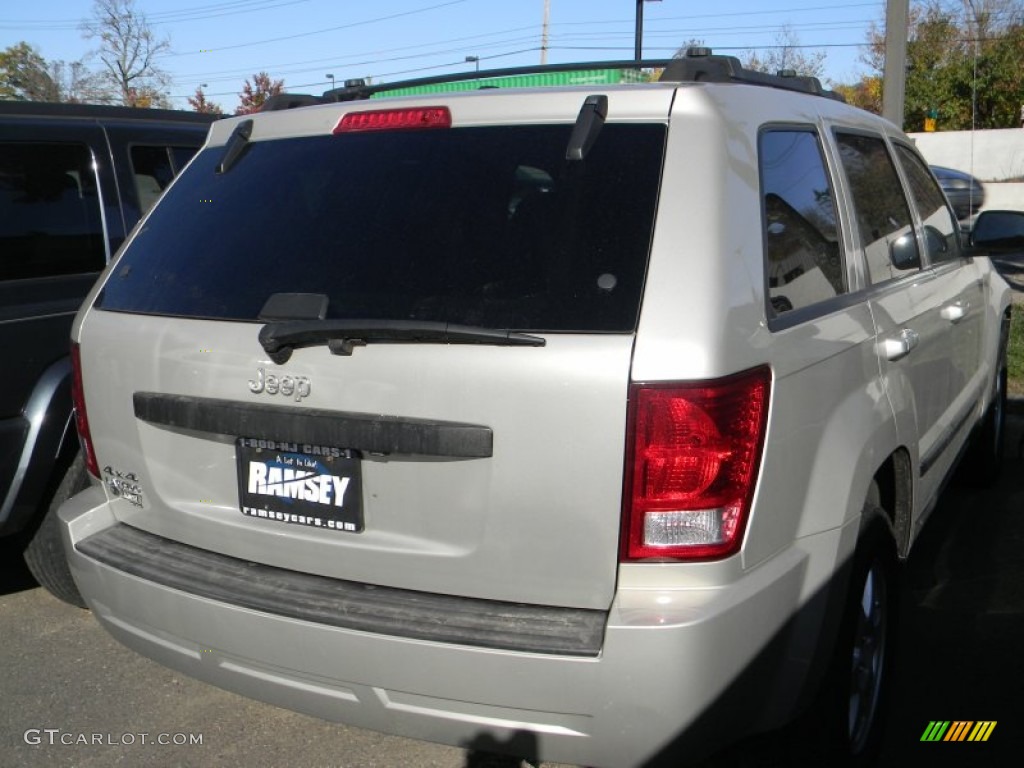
xmin=0 ymin=101 xmax=217 ymax=606
xmin=58 ymin=51 xmax=1012 ymax=767
xmin=930 ymin=164 xmax=986 ymax=221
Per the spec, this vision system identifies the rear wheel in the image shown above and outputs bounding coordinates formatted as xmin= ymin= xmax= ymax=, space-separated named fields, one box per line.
xmin=961 ymin=359 xmax=1006 ymax=487
xmin=845 ymin=540 xmax=890 ymax=755
xmin=813 ymin=509 xmax=898 ymax=767
xmin=22 ymin=453 xmax=89 ymax=608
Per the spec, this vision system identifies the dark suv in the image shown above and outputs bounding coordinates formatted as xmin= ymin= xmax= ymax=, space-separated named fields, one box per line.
xmin=0 ymin=102 xmax=216 ymax=605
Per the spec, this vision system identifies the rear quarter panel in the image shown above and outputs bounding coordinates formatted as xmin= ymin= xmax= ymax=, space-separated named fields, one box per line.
xmin=632 ymin=86 xmax=896 ymax=574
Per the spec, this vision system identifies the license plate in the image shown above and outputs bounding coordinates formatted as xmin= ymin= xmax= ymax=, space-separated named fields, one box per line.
xmin=236 ymin=438 xmax=363 ymax=533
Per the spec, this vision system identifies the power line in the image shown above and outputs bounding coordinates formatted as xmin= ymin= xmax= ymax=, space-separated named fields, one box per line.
xmin=167 ymin=24 xmax=542 ymax=81
xmin=9 ymin=0 xmax=895 ymax=106
xmin=167 ymin=34 xmax=542 ymax=87
xmin=0 ymin=0 xmax=312 ymax=30
xmin=163 ymin=0 xmax=470 ymax=57
xmin=163 ymin=15 xmax=876 ymax=88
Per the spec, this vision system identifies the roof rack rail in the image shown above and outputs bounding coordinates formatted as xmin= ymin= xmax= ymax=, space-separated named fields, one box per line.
xmin=0 ymin=100 xmax=223 ymax=121
xmin=261 ymin=48 xmax=844 ymax=112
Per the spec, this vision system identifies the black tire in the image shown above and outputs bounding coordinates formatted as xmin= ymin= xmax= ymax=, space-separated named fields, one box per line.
xmin=961 ymin=358 xmax=1007 ymax=487
xmin=812 ymin=509 xmax=899 ymax=767
xmin=22 ymin=453 xmax=89 ymax=608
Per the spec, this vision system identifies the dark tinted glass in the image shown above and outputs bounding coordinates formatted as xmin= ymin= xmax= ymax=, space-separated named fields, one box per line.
xmin=131 ymin=145 xmax=202 ymax=214
xmin=759 ymin=130 xmax=844 ymax=316
xmin=894 ymin=145 xmax=960 ymax=265
xmin=835 ymin=132 xmax=919 ymax=284
xmin=170 ymin=146 xmax=199 ymax=173
xmin=131 ymin=146 xmax=175 ymax=214
xmin=0 ymin=143 xmax=105 ymax=282
xmin=98 ymin=124 xmax=666 ymax=332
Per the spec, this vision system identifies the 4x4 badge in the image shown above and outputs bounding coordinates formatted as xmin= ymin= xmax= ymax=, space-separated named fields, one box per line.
xmin=248 ymin=367 xmax=311 ymax=402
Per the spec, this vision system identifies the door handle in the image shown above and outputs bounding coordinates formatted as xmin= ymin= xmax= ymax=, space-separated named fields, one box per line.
xmin=882 ymin=328 xmax=919 ymax=362
xmin=941 ymin=301 xmax=968 ymax=323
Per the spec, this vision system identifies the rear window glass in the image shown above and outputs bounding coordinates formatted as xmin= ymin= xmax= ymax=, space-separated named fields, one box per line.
xmin=98 ymin=124 xmax=666 ymax=333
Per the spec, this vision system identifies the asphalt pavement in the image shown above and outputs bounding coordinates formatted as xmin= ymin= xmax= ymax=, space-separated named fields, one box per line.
xmin=0 ymin=555 xmax=563 ymax=768
xmin=2 ymin=418 xmax=1022 ymax=768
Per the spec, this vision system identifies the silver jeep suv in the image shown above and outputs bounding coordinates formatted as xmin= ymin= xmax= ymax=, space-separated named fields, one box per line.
xmin=60 ymin=51 xmax=1013 ymax=767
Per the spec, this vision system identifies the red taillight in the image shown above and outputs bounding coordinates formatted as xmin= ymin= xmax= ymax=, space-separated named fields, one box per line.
xmin=71 ymin=342 xmax=99 ymax=478
xmin=622 ymin=367 xmax=771 ymax=561
xmin=333 ymin=106 xmax=452 ymax=134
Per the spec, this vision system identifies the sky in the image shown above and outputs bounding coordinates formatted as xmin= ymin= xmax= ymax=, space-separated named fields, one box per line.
xmin=1 ymin=0 xmax=889 ymax=109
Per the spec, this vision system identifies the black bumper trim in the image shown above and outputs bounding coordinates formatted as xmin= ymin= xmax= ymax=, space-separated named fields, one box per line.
xmin=133 ymin=392 xmax=492 ymax=458
xmin=77 ymin=524 xmax=606 ymax=657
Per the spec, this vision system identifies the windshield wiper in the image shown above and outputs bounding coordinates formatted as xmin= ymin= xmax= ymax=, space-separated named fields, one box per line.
xmin=259 ymin=319 xmax=546 ymax=363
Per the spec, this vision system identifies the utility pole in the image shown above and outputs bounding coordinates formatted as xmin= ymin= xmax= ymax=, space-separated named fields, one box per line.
xmin=635 ymin=0 xmax=645 ymax=64
xmin=541 ymin=0 xmax=550 ymax=65
xmin=635 ymin=0 xmax=662 ymax=67
xmin=882 ymin=0 xmax=909 ymax=128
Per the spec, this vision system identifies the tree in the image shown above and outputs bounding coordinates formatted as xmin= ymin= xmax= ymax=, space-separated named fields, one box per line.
xmin=0 ymin=42 xmax=107 ymax=103
xmin=833 ymin=75 xmax=884 ymax=114
xmin=957 ymin=0 xmax=1024 ymax=41
xmin=48 ymin=59 xmax=109 ymax=103
xmin=847 ymin=0 xmax=1024 ymax=128
xmin=0 ymin=42 xmax=60 ymax=101
xmin=744 ymin=26 xmax=827 ymax=80
xmin=672 ymin=38 xmax=708 ymax=58
xmin=236 ymin=72 xmax=284 ymax=115
xmin=188 ymin=86 xmax=222 ymax=115
xmin=82 ymin=0 xmax=171 ymax=107
xmin=125 ymin=85 xmax=172 ymax=109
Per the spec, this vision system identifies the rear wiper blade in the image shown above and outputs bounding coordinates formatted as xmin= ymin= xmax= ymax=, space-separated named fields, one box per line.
xmin=259 ymin=319 xmax=546 ymax=364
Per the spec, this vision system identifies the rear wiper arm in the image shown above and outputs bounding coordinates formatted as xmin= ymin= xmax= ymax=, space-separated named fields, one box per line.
xmin=259 ymin=319 xmax=546 ymax=364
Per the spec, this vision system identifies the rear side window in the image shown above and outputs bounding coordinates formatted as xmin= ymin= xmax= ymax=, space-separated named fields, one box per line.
xmin=0 ymin=143 xmax=105 ymax=282
xmin=131 ymin=145 xmax=200 ymax=214
xmin=894 ymin=145 xmax=961 ymax=266
xmin=835 ymin=132 xmax=919 ymax=284
xmin=98 ymin=124 xmax=666 ymax=333
xmin=759 ymin=129 xmax=844 ymax=318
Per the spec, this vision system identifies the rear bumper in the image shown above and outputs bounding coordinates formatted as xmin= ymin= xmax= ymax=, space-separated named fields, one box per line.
xmin=60 ymin=489 xmax=851 ymax=768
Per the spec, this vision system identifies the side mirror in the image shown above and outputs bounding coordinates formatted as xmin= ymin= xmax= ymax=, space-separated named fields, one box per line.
xmin=971 ymin=210 xmax=1024 ymax=251
xmin=922 ymin=225 xmax=949 ymax=256
xmin=889 ymin=232 xmax=920 ymax=270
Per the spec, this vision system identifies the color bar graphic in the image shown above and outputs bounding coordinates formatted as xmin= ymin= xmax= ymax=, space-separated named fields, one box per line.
xmin=920 ymin=720 xmax=996 ymax=742
xmin=968 ymin=722 xmax=997 ymax=742
xmin=921 ymin=721 xmax=950 ymax=741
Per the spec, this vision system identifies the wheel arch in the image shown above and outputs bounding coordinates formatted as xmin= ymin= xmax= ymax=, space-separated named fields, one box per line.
xmin=872 ymin=448 xmax=913 ymax=558
xmin=0 ymin=356 xmax=79 ymax=537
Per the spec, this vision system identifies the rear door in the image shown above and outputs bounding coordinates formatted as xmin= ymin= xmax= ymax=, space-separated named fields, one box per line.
xmin=0 ymin=119 xmax=117 ymax=521
xmin=80 ymin=97 xmax=671 ymax=609
xmin=833 ymin=130 xmax=970 ymax=519
xmin=892 ymin=143 xmax=988 ymax=434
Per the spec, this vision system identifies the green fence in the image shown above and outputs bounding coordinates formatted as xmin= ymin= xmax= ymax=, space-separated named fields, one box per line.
xmin=371 ymin=68 xmax=649 ymax=99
